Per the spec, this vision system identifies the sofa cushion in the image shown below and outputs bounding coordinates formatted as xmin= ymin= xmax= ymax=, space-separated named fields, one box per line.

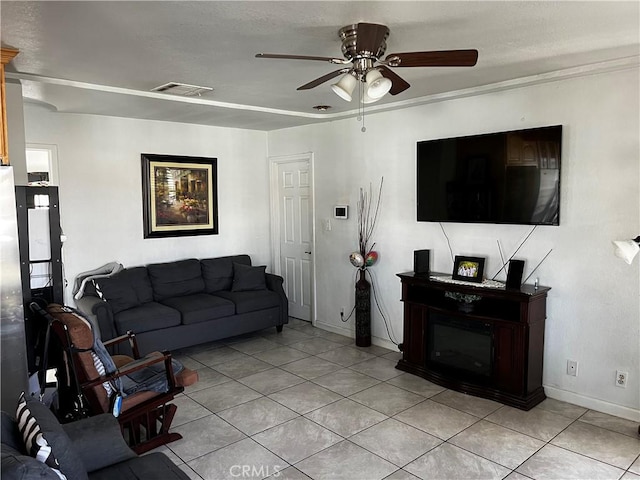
xmin=88 ymin=452 xmax=189 ymax=480
xmin=214 ymin=290 xmax=280 ymax=314
xmin=232 ymin=263 xmax=267 ymax=292
xmin=61 ymin=414 xmax=136 ymax=473
xmin=147 ymin=259 xmax=204 ymax=301
xmin=16 ymin=393 xmax=87 ymax=480
xmin=161 ymin=293 xmax=235 ymax=325
xmin=114 ymin=302 xmax=181 ymax=335
xmin=93 ymin=267 xmax=153 ymax=314
xmin=1 ymin=443 xmax=61 ymax=480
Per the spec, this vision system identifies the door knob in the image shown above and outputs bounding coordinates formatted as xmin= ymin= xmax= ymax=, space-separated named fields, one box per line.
xmin=305 ymin=251 xmax=312 ymax=254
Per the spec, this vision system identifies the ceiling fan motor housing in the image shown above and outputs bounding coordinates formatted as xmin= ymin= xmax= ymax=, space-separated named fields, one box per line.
xmin=338 ymin=23 xmax=389 ymax=62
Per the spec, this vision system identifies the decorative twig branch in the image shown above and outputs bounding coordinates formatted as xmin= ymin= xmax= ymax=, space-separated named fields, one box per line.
xmin=357 ymin=177 xmax=384 ymax=257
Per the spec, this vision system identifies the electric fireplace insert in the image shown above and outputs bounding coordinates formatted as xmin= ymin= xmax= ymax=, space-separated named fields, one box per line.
xmin=428 ymin=313 xmax=493 ymax=380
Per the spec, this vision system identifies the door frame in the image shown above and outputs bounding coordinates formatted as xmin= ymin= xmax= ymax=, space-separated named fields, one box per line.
xmin=268 ymin=152 xmax=316 ymax=325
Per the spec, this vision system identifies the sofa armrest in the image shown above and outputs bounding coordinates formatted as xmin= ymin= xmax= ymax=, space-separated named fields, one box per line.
xmin=265 ymin=273 xmax=288 ymax=325
xmin=265 ymin=273 xmax=283 ymax=291
xmin=76 ymin=295 xmax=120 ymax=346
xmin=62 ymin=414 xmax=136 ymax=473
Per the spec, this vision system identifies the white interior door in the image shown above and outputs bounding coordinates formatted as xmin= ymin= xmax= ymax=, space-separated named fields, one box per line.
xmin=273 ymin=158 xmax=313 ymax=321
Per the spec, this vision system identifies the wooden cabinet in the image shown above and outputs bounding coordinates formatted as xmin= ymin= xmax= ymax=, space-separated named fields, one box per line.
xmin=396 ymin=272 xmax=549 ymax=410
xmin=1 ymin=48 xmax=19 ymax=166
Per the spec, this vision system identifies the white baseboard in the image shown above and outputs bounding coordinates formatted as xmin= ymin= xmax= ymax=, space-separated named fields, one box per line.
xmin=313 ymin=320 xmax=400 ymax=352
xmin=544 ymin=385 xmax=640 ymax=422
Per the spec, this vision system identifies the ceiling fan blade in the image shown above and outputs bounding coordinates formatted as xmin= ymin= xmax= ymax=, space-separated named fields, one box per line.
xmin=356 ymin=23 xmax=389 ymax=55
xmin=297 ymin=69 xmax=349 ymax=90
xmin=385 ymin=50 xmax=479 ymax=67
xmin=378 ymin=66 xmax=410 ymax=95
xmin=256 ymin=53 xmax=347 ymax=64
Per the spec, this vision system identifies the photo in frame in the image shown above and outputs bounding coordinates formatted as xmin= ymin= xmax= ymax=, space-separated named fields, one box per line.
xmin=141 ymin=154 xmax=218 ymax=238
xmin=452 ymin=255 xmax=485 ymax=283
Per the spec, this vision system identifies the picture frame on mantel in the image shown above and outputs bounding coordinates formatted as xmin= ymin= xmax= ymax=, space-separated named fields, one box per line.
xmin=452 ymin=255 xmax=485 ymax=283
xmin=141 ymin=153 xmax=218 ymax=238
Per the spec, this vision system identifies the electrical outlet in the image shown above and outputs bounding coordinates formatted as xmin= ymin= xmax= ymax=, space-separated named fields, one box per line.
xmin=566 ymin=360 xmax=578 ymax=376
xmin=616 ymin=370 xmax=628 ymax=388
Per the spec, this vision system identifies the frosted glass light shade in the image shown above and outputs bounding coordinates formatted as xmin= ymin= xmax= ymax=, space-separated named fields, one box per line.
xmin=362 ymin=91 xmax=380 ymax=104
xmin=331 ymin=73 xmax=357 ymax=102
xmin=613 ymin=238 xmax=640 ymax=265
xmin=365 ymin=69 xmax=392 ymax=100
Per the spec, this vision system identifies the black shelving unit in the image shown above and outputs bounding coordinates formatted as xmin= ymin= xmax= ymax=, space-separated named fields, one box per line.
xmin=15 ymin=185 xmax=63 ymax=375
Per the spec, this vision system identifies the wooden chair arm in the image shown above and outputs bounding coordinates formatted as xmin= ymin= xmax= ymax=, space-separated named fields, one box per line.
xmin=102 ymin=334 xmax=130 ymax=347
xmin=81 ymin=351 xmax=176 ymax=390
xmin=102 ymin=331 xmax=141 ymax=358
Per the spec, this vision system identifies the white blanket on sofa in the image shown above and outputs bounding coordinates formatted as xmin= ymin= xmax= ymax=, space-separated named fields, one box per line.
xmin=73 ymin=262 xmax=124 ymax=300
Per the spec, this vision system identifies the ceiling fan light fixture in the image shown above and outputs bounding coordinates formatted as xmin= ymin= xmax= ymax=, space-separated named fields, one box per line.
xmin=331 ymin=72 xmax=357 ymax=102
xmin=362 ymin=90 xmax=380 ymax=104
xmin=365 ymin=69 xmax=392 ymax=100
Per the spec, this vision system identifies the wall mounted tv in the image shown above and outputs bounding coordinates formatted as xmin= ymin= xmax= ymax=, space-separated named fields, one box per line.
xmin=417 ymin=125 xmax=562 ymax=225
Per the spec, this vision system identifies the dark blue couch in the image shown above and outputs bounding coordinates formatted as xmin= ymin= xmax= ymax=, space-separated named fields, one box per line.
xmin=1 ymin=397 xmax=188 ymax=479
xmin=76 ymin=255 xmax=288 ymax=355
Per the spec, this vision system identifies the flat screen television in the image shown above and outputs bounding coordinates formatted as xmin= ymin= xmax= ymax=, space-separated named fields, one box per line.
xmin=417 ymin=125 xmax=562 ymax=225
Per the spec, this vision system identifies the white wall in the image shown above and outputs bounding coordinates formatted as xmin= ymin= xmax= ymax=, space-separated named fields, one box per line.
xmin=267 ymin=68 xmax=640 ymax=420
xmin=22 ymin=108 xmax=271 ymax=305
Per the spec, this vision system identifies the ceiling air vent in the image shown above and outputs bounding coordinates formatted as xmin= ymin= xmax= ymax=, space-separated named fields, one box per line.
xmin=151 ymin=82 xmax=213 ymax=97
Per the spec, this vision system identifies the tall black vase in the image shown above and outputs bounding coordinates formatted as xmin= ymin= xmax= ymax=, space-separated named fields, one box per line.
xmin=355 ymin=268 xmax=371 ymax=347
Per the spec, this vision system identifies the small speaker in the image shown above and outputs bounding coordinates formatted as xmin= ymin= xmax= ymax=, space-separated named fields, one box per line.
xmin=506 ymin=259 xmax=525 ymax=289
xmin=414 ymin=250 xmax=431 ymax=276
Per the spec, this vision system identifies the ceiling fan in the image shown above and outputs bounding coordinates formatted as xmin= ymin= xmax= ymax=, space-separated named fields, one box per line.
xmin=256 ymin=22 xmax=478 ymax=103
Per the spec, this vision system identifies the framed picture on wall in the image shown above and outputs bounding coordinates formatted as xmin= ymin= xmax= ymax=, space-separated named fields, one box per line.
xmin=452 ymin=255 xmax=485 ymax=283
xmin=141 ymin=153 xmax=218 ymax=238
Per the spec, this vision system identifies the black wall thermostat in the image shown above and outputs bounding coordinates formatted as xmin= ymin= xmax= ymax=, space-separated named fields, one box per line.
xmin=334 ymin=205 xmax=348 ymax=219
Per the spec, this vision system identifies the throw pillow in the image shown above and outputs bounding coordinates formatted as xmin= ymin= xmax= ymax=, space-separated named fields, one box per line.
xmin=231 ymin=263 xmax=267 ymax=292
xmin=16 ymin=393 xmax=67 ymax=479
xmin=93 ymin=272 xmax=139 ymax=314
xmin=90 ymin=351 xmax=115 ymax=397
xmin=93 ymin=267 xmax=154 ymax=314
xmin=201 ymin=256 xmax=235 ymax=292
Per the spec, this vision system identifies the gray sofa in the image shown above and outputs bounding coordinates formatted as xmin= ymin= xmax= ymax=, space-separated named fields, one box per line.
xmin=1 ymin=396 xmax=188 ymax=479
xmin=76 ymin=255 xmax=288 ymax=355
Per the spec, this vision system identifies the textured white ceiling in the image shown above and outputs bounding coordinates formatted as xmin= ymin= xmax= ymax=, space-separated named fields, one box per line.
xmin=2 ymin=1 xmax=639 ymax=130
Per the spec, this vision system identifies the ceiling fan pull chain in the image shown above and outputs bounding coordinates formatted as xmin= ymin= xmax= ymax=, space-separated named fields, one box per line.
xmin=357 ymin=81 xmax=363 ymax=121
xmin=358 ymin=81 xmax=367 ymax=132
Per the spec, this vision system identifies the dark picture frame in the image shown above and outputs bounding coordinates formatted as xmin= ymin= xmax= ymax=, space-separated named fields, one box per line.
xmin=452 ymin=255 xmax=485 ymax=283
xmin=141 ymin=154 xmax=218 ymax=238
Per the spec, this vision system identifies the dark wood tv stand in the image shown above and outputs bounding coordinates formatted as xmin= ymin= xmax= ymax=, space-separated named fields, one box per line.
xmin=396 ymin=272 xmax=550 ymax=410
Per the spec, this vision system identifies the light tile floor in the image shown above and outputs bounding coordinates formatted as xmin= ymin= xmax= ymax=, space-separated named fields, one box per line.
xmin=151 ymin=318 xmax=640 ymax=480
